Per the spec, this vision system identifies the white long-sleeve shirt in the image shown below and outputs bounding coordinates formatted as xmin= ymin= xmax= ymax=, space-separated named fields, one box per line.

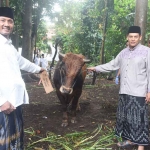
xmin=34 ymin=56 xmax=40 ymax=66
xmin=0 ymin=34 xmax=41 ymax=107
xmin=95 ymin=44 xmax=150 ymax=97
xmin=40 ymin=57 xmax=48 ymax=70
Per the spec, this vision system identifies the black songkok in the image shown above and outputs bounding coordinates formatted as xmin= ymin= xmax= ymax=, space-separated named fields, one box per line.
xmin=128 ymin=26 xmax=141 ymax=35
xmin=0 ymin=7 xmax=14 ymax=20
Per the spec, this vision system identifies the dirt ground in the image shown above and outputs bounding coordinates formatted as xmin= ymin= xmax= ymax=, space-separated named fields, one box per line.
xmin=23 ymin=76 xmax=150 ymax=150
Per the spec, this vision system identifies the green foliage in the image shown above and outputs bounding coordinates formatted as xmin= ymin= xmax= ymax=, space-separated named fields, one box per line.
xmin=80 ymin=0 xmax=104 ymax=62
xmin=36 ymin=20 xmax=49 ymax=52
xmin=53 ymin=0 xmax=84 ymax=54
xmin=53 ymin=0 xmax=105 ymax=64
xmin=53 ymin=0 xmax=137 ymax=64
xmin=8 ymin=0 xmax=62 ymax=52
xmin=105 ymin=0 xmax=135 ymax=62
xmin=5 ymin=0 xmax=150 ymax=63
xmin=9 ymin=0 xmax=24 ymax=47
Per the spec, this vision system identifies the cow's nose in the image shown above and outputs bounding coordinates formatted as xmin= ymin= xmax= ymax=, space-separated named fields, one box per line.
xmin=60 ymin=86 xmax=73 ymax=94
xmin=63 ymin=88 xmax=71 ymax=93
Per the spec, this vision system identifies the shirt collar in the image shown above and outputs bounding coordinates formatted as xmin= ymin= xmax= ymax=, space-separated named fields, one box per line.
xmin=127 ymin=43 xmax=141 ymax=51
xmin=0 ymin=34 xmax=12 ymax=45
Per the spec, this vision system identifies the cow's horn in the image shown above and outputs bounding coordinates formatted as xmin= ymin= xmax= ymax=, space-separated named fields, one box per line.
xmin=59 ymin=52 xmax=66 ymax=58
xmin=83 ymin=59 xmax=90 ymax=63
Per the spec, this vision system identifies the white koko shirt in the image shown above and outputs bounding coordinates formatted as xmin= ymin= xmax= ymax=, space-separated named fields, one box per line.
xmin=40 ymin=57 xmax=48 ymax=70
xmin=34 ymin=56 xmax=40 ymax=66
xmin=0 ymin=34 xmax=41 ymax=107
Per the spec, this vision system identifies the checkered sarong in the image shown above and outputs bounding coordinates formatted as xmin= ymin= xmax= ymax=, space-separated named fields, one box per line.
xmin=115 ymin=94 xmax=150 ymax=145
xmin=0 ymin=106 xmax=24 ymax=150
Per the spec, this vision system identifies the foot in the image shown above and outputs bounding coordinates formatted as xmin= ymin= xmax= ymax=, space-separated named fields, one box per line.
xmin=117 ymin=140 xmax=135 ymax=148
xmin=71 ymin=117 xmax=77 ymax=124
xmin=61 ymin=120 xmax=68 ymax=127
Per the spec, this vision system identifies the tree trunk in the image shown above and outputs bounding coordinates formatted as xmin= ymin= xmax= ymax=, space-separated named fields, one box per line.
xmin=134 ymin=0 xmax=148 ymax=44
xmin=0 ymin=0 xmax=3 ymax=6
xmin=31 ymin=5 xmax=43 ymax=60
xmin=100 ymin=0 xmax=108 ymax=64
xmin=5 ymin=0 xmax=9 ymax=6
xmin=22 ymin=0 xmax=33 ymax=61
xmin=11 ymin=24 xmax=19 ymax=50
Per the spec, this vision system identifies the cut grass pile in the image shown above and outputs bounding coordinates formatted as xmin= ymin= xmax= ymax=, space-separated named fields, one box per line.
xmin=25 ymin=124 xmax=117 ymax=150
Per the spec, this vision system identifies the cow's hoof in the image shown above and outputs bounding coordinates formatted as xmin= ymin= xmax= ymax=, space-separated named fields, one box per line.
xmin=71 ymin=118 xmax=77 ymax=124
xmin=61 ymin=121 xmax=68 ymax=127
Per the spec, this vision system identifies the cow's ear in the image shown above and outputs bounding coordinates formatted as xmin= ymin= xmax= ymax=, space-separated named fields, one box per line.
xmin=59 ymin=52 xmax=65 ymax=61
xmin=59 ymin=54 xmax=63 ymax=61
xmin=83 ymin=59 xmax=91 ymax=63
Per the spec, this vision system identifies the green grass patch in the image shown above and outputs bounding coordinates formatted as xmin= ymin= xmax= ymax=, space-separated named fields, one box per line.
xmin=84 ymin=85 xmax=98 ymax=89
xmin=103 ymin=84 xmax=116 ymax=87
xmin=25 ymin=124 xmax=117 ymax=150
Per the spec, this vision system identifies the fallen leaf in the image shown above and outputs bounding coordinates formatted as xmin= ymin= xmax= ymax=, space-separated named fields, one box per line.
xmin=36 ymin=130 xmax=41 ymax=134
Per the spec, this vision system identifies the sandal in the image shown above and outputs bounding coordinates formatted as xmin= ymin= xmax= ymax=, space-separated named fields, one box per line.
xmin=117 ymin=140 xmax=135 ymax=148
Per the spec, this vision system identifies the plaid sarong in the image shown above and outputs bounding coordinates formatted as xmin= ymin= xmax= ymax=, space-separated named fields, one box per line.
xmin=115 ymin=94 xmax=150 ymax=145
xmin=0 ymin=106 xmax=24 ymax=150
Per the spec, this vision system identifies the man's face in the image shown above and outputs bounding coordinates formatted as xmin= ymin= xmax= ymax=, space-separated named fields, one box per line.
xmin=127 ymin=33 xmax=142 ymax=48
xmin=0 ymin=16 xmax=14 ymax=38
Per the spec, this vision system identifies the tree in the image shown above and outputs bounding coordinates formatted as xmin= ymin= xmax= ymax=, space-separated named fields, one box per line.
xmin=100 ymin=0 xmax=108 ymax=64
xmin=22 ymin=0 xmax=33 ymax=61
xmin=5 ymin=0 xmax=9 ymax=6
xmin=134 ymin=0 xmax=148 ymax=44
xmin=0 ymin=0 xmax=8 ymax=7
xmin=105 ymin=0 xmax=135 ymax=62
xmin=10 ymin=0 xmax=61 ymax=61
xmin=0 ymin=0 xmax=2 ymax=6
xmin=54 ymin=0 xmax=84 ymax=54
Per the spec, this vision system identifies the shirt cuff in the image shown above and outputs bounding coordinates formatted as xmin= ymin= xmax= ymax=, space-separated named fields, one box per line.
xmin=35 ymin=66 xmax=42 ymax=73
xmin=95 ymin=66 xmax=101 ymax=72
xmin=32 ymin=65 xmax=41 ymax=73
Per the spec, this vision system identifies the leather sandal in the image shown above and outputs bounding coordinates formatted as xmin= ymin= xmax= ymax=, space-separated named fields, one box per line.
xmin=117 ymin=140 xmax=136 ymax=148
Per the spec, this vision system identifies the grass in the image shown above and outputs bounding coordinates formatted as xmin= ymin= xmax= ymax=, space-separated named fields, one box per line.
xmin=84 ymin=85 xmax=98 ymax=89
xmin=24 ymin=124 xmax=117 ymax=150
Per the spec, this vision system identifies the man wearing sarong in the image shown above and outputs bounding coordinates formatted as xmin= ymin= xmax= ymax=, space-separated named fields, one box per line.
xmin=88 ymin=26 xmax=150 ymax=150
xmin=0 ymin=7 xmax=44 ymax=149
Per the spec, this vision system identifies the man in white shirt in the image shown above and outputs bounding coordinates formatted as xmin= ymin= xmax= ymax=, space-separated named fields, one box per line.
xmin=34 ymin=54 xmax=41 ymax=66
xmin=40 ymin=54 xmax=48 ymax=70
xmin=0 ymin=7 xmax=44 ymax=149
xmin=88 ymin=26 xmax=150 ymax=150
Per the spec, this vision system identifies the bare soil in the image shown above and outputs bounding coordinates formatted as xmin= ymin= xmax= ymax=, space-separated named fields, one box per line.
xmin=23 ymin=77 xmax=150 ymax=150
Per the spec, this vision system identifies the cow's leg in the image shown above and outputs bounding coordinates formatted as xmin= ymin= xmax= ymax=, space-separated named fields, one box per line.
xmin=71 ymin=90 xmax=82 ymax=124
xmin=76 ymin=101 xmax=81 ymax=111
xmin=56 ymin=90 xmax=68 ymax=127
xmin=62 ymin=111 xmax=68 ymax=127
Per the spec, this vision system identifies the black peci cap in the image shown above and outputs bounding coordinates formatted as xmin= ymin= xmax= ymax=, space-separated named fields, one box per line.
xmin=0 ymin=7 xmax=14 ymax=20
xmin=128 ymin=26 xmax=141 ymax=35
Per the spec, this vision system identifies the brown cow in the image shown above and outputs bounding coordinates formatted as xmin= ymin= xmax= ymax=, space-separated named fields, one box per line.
xmin=53 ymin=52 xmax=90 ymax=127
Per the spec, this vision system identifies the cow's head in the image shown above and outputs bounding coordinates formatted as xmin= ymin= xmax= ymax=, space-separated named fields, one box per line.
xmin=58 ymin=52 xmax=90 ymax=94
